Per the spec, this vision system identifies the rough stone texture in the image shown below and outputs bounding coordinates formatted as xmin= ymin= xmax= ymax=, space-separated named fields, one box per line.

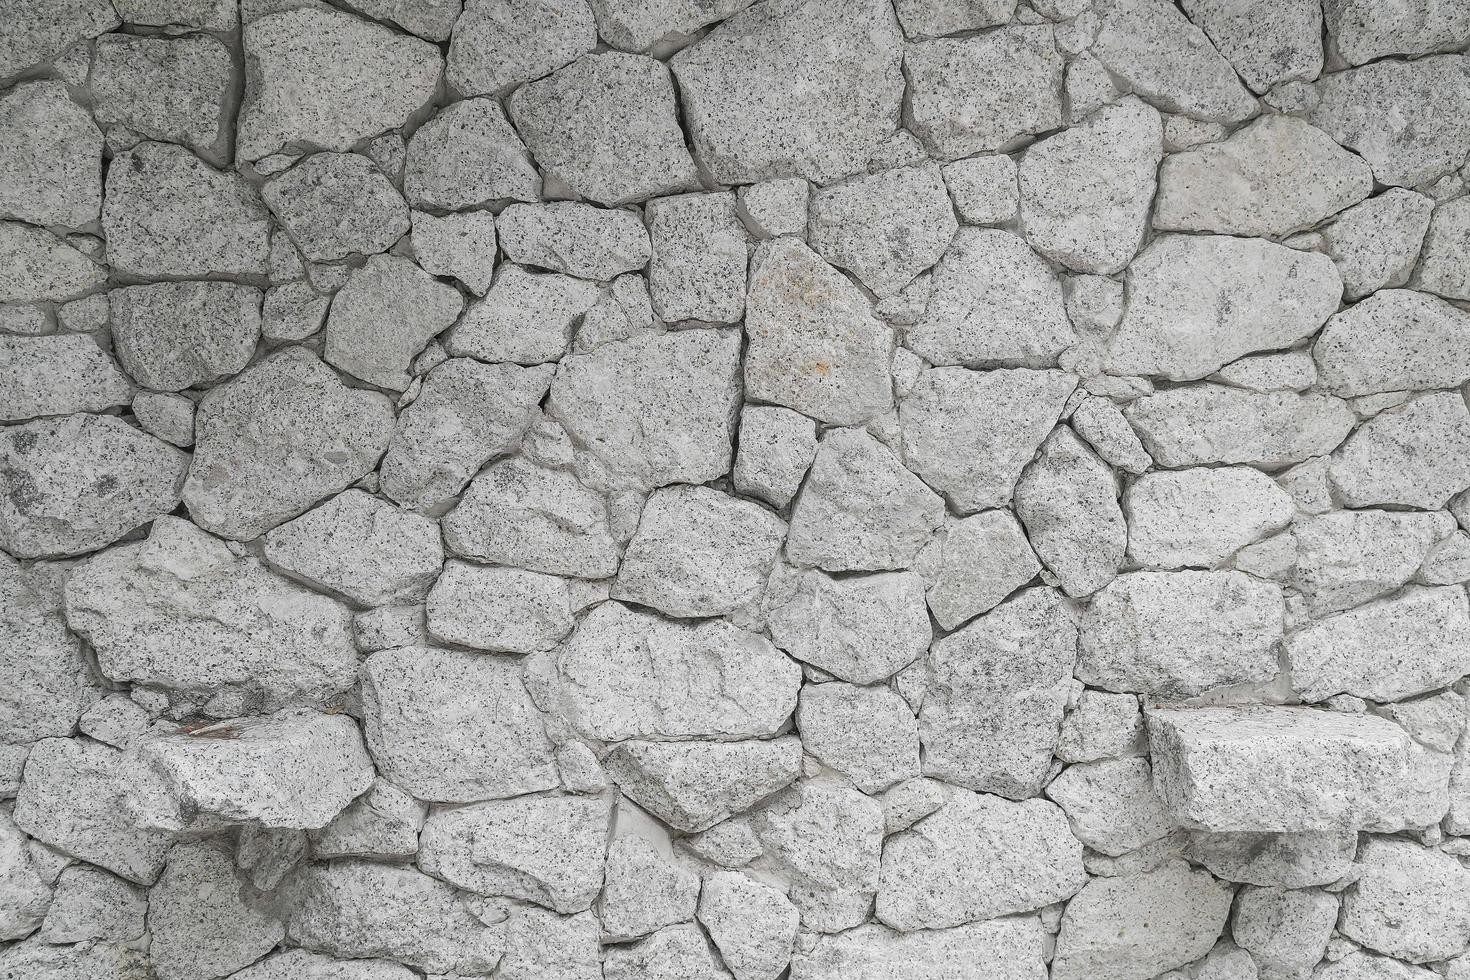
xmin=109 ymin=281 xmax=262 ymax=392
xmin=647 ymin=191 xmax=748 ymax=324
xmin=1325 ymin=189 xmax=1435 ymax=300
xmin=605 ymin=738 xmax=801 ymax=832
xmin=1179 ymin=0 xmax=1322 ymax=93
xmin=766 ymin=568 xmax=932 ymax=683
xmin=0 ymin=334 xmax=133 ymax=421
xmin=0 ymin=81 xmax=102 ymax=228
xmin=1014 ymin=427 xmax=1126 ymax=597
xmin=798 ymin=683 xmax=919 ymax=793
xmin=498 ymin=201 xmax=649 ymax=281
xmin=1329 ymin=391 xmax=1470 ymax=509
xmin=1126 ymin=385 xmax=1356 ymax=468
xmin=1124 ymin=466 xmax=1295 ymax=569
xmin=1315 ymin=289 xmax=1470 ymax=396
xmin=809 ymin=164 xmax=956 ymax=298
xmin=91 ymin=33 xmax=235 ymax=165
xmin=426 ymin=560 xmax=573 ymax=653
xmin=325 ymin=254 xmax=463 ymax=391
xmin=918 ymin=510 xmax=1041 ymax=629
xmin=448 ymin=0 xmax=596 ymax=95
xmin=262 ymin=153 xmax=409 ymax=262
xmin=404 ymin=98 xmax=540 ymax=210
xmin=1417 ymin=196 xmax=1470 ymax=301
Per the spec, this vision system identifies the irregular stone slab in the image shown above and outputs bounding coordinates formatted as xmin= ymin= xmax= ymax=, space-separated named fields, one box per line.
xmin=13 ymin=738 xmax=173 ymax=884
xmin=426 ymin=561 xmax=573 ymax=654
xmin=380 ymin=359 xmax=552 ymax=512
xmin=0 ymin=0 xmax=118 ymax=83
xmin=1057 ymin=690 xmax=1143 ymax=765
xmin=1287 ymin=586 xmax=1470 ymax=704
xmin=311 ymin=777 xmax=426 ymax=861
xmin=410 ymin=210 xmax=499 ymax=296
xmin=0 ymin=81 xmax=101 ymax=228
xmin=592 ymin=0 xmax=755 ymax=52
xmin=918 ymin=511 xmax=1041 ymax=630
xmin=498 ymin=202 xmax=650 ymax=281
xmin=698 ymin=870 xmax=797 ymax=980
xmin=419 ymin=794 xmax=610 ymax=913
xmin=603 ymin=835 xmax=698 ymax=941
xmin=184 ymin=347 xmax=395 ymax=540
xmin=1125 ymin=384 xmax=1355 ymax=468
xmin=1315 ymin=289 xmax=1470 ymax=396
xmin=877 ymin=792 xmax=1085 ymax=930
xmin=226 ymin=949 xmax=418 ymax=980
xmin=325 ymin=254 xmax=463 ymax=391
xmin=0 ymin=334 xmax=132 ymax=421
xmin=103 ymin=141 xmax=270 ymax=280
xmin=497 ymin=905 xmax=601 ymax=980
xmin=1079 ymin=571 xmax=1282 ymax=698
xmin=1329 ymin=391 xmax=1470 ymax=509
xmin=1231 ymin=884 xmax=1338 ymax=978
xmin=919 ymin=588 xmax=1078 ymax=798
xmin=647 ymin=191 xmax=747 ymax=324
xmin=1325 ymin=189 xmax=1435 ymax=300
xmin=798 ymin=683 xmax=919 ymax=794
xmin=1186 ymin=828 xmax=1357 ymax=888
xmin=1124 ymin=466 xmax=1294 ymax=569
xmin=1214 ymin=349 xmax=1317 ymax=392
xmin=1417 ymin=196 xmax=1470 ymax=300
xmin=809 ymin=164 xmax=956 ymax=298
xmin=0 ymin=556 xmax=93 ymax=746
xmin=1287 ymin=509 xmax=1456 ymax=616
xmin=109 ymin=281 xmax=262 ymax=392
xmin=1325 ymin=0 xmax=1470 ymax=65
xmin=1018 ymin=98 xmax=1161 ymax=275
xmin=1105 ymin=234 xmax=1342 ymax=381
xmin=0 ymin=221 xmax=105 ymax=303
xmin=766 ymin=568 xmax=931 ymax=683
xmin=447 ymin=0 xmax=596 ymax=95
xmin=334 ymin=0 xmax=459 ymax=40
xmin=1051 ymin=862 xmax=1233 ymax=980
xmin=1316 ymin=952 xmax=1441 ymax=980
xmin=264 ymin=490 xmax=442 ymax=608
xmin=446 ymin=265 xmax=601 ymax=365
xmin=790 ymin=917 xmax=1046 ymax=980
xmin=0 ymin=809 xmax=50 ymax=940
xmin=262 ymin=152 xmax=409 ymax=262
xmin=147 ymin=840 xmax=285 ymax=980
xmin=603 ymin=738 xmax=802 ymax=832
xmin=1155 ymin=116 xmax=1372 ymax=237
xmin=1179 ymin=0 xmax=1322 ymax=93
xmin=614 ymin=485 xmax=785 ymax=618
xmin=64 ymin=517 xmax=358 ymax=709
xmin=604 ymin=923 xmax=729 ymax=980
xmin=91 ymin=33 xmax=234 ymax=165
xmin=671 ymin=0 xmax=903 ymax=184
xmin=751 ymin=782 xmax=883 ymax=930
xmin=39 ymin=863 xmax=147 ymax=945
xmin=442 ymin=457 xmax=619 ymax=578
xmin=905 ymin=228 xmax=1075 ymax=368
xmin=733 ymin=405 xmax=818 ymax=509
xmin=404 ymin=98 xmax=540 ymax=210
xmin=905 ymin=26 xmax=1063 ymax=159
xmin=287 ymin=861 xmax=505 ymax=974
xmin=115 ymin=0 xmax=235 ymax=29
xmin=548 ymin=601 xmax=800 ymax=741
xmin=0 ymin=414 xmax=187 ymax=560
xmin=899 ymin=367 xmax=1076 ymax=513
xmin=785 ymin=428 xmax=945 ymax=571
xmin=238 ymin=7 xmax=441 ymax=163
xmin=1309 ymin=55 xmax=1470 ymax=187
xmin=361 ymin=645 xmax=558 ymax=803
xmin=547 ymin=328 xmax=741 ymax=491
xmin=1014 ymin=427 xmax=1125 ymax=597
xmin=1341 ymin=837 xmax=1470 ymax=963
xmin=510 ymin=52 xmax=697 ymax=206
xmin=1045 ymin=757 xmax=1175 ymax=856
xmin=1091 ymin=0 xmax=1256 ymax=122
xmin=0 ymin=938 xmax=149 ymax=980
xmin=1149 ymin=706 xmax=1420 ymax=832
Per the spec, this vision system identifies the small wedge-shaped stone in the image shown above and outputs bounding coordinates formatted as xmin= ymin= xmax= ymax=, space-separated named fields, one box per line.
xmin=510 ymin=52 xmax=697 ymax=206
xmin=125 ymin=709 xmax=373 ymax=831
xmin=593 ymin=0 xmax=755 ymax=52
xmin=1046 ymin=757 xmax=1175 ymax=857
xmin=1339 ymin=837 xmax=1470 ymax=963
xmin=1105 ymin=235 xmax=1342 ymax=381
xmin=905 ymin=26 xmax=1063 ymax=159
xmin=1325 ymin=0 xmax=1470 ymax=65
xmin=426 ymin=562 xmax=573 ymax=654
xmin=0 ymin=334 xmax=132 ymax=421
xmin=446 ymin=265 xmax=600 ymax=365
xmin=549 ymin=601 xmax=800 ymax=741
xmin=698 ymin=871 xmax=798 ymax=980
xmin=404 ymin=98 xmax=541 ymax=210
xmin=1325 ymin=188 xmax=1435 ymax=300
xmin=325 ymin=255 xmax=463 ymax=391
xmin=410 ymin=210 xmax=498 ymax=296
xmin=91 ymin=33 xmax=234 ymax=165
xmin=1315 ymin=289 xmax=1470 ymax=396
xmin=786 ymin=428 xmax=945 ymax=571
xmin=184 ymin=347 xmax=395 ymax=540
xmin=900 ymin=367 xmax=1076 ymax=513
xmin=766 ymin=568 xmax=932 ymax=683
xmin=1079 ymin=571 xmax=1282 ymax=698
xmin=0 ymin=221 xmax=105 ymax=303
xmin=547 ymin=328 xmax=742 ymax=491
xmin=287 ymin=861 xmax=505 ymax=975
xmin=447 ymin=0 xmax=595 ymax=94
xmin=1019 ymin=98 xmax=1162 ymax=275
xmin=1178 ymin=0 xmax=1322 ymax=93
xmin=419 ymin=794 xmax=610 ymax=913
xmin=1287 ymin=509 xmax=1456 ymax=616
xmin=310 ymin=777 xmax=426 ymax=861
xmin=1309 ymin=55 xmax=1470 ymax=187
xmin=1014 ymin=427 xmax=1125 ymax=597
xmin=791 ymin=917 xmax=1046 ymax=980
xmin=604 ymin=923 xmax=730 ymax=980
xmin=238 ymin=8 xmax=441 ymax=163
xmin=877 ymin=792 xmax=1086 ymax=930
xmin=1286 ymin=586 xmax=1470 ymax=704
xmin=0 ymin=0 xmax=117 ymax=83
xmin=1051 ymin=862 xmax=1233 ymax=980
xmin=1124 ymin=466 xmax=1295 ymax=569
xmin=1125 ymin=385 xmax=1355 ymax=468
xmin=498 ymin=202 xmax=650 ymax=281
xmin=920 ymin=588 xmax=1079 ymax=798
xmin=1329 ymin=391 xmax=1470 ymax=509
xmin=615 ymin=486 xmax=785 ymax=618
xmin=226 ymin=950 xmax=418 ymax=980
xmin=919 ymin=510 xmax=1041 ymax=630
xmin=0 ymin=81 xmax=101 ymax=228
xmin=103 ymin=141 xmax=270 ymax=280
xmin=381 ymin=360 xmax=552 ymax=513
xmin=798 ymin=683 xmax=919 ymax=794
xmin=64 ymin=517 xmax=358 ymax=708
xmin=1091 ymin=0 xmax=1256 ymax=122
xmin=744 ymin=238 xmax=894 ymax=425
xmin=109 ymin=281 xmax=261 ymax=392
xmin=671 ymin=0 xmax=904 ymax=184
xmin=264 ymin=490 xmax=442 ymax=607
xmin=1148 ymin=706 xmax=1419 ymax=832
xmin=0 ymin=414 xmax=187 ymax=560
xmin=149 ymin=840 xmax=284 ymax=980
xmin=905 ymin=228 xmax=1076 ymax=368
xmin=361 ymin=645 xmax=558 ymax=802
xmin=603 ymin=738 xmax=802 ymax=832
xmin=1156 ymin=116 xmax=1372 ymax=236
xmin=262 ymin=152 xmax=409 ymax=262
xmin=809 ymin=164 xmax=957 ymax=298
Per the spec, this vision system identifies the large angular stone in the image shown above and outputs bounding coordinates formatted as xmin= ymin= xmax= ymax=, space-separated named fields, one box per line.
xmin=0 ymin=0 xmax=118 ymax=83
xmin=404 ymin=98 xmax=541 ymax=210
xmin=1285 ymin=509 xmax=1456 ymax=616
xmin=38 ymin=863 xmax=148 ymax=945
xmin=147 ymin=840 xmax=284 ymax=980
xmin=447 ymin=0 xmax=596 ymax=94
xmin=509 ymin=52 xmax=697 ymax=206
xmin=1315 ymin=289 xmax=1470 ymax=396
xmin=919 ymin=588 xmax=1078 ymax=798
xmin=798 ymin=683 xmax=919 ymax=794
xmin=766 ymin=569 xmax=932 ymax=683
xmin=184 ymin=347 xmax=395 ymax=540
xmin=0 ymin=221 xmax=105 ymax=303
xmin=1104 ymin=235 xmax=1342 ymax=381
xmin=1155 ymin=116 xmax=1373 ymax=236
xmin=1329 ymin=391 xmax=1470 ymax=509
xmin=918 ymin=510 xmax=1041 ymax=630
xmin=0 ymin=938 xmax=148 ymax=980
xmin=360 ymin=646 xmax=558 ymax=803
xmin=1325 ymin=188 xmax=1435 ymax=300
xmin=262 ymin=152 xmax=409 ymax=262
xmin=790 ymin=917 xmax=1046 ymax=980
xmin=1231 ymin=884 xmax=1338 ymax=978
xmin=1018 ymin=98 xmax=1162 ymax=275
xmin=446 ymin=266 xmax=601 ymax=365
xmin=64 ymin=517 xmax=358 ymax=709
xmin=109 ymin=281 xmax=262 ymax=392
xmin=877 ymin=792 xmax=1086 ymax=930
xmin=1325 ymin=0 xmax=1470 ymax=65
xmin=0 ymin=413 xmax=188 ymax=560
xmin=0 ymin=334 xmax=133 ymax=421
xmin=1014 ymin=427 xmax=1125 ymax=597
xmin=671 ymin=0 xmax=904 ymax=184
xmin=1078 ymin=571 xmax=1283 ymax=698
xmin=410 ymin=210 xmax=499 ymax=296
xmin=238 ymin=7 xmax=441 ymax=163
xmin=751 ymin=782 xmax=884 ymax=930
xmin=1125 ymin=385 xmax=1355 ymax=468
xmin=0 ymin=809 xmax=51 ymax=940
xmin=91 ymin=33 xmax=234 ymax=165
xmin=809 ymin=164 xmax=957 ymax=298
xmin=899 ymin=367 xmax=1076 ymax=513
xmin=698 ymin=870 xmax=798 ymax=980
xmin=1179 ymin=0 xmax=1322 ymax=93
xmin=1339 ymin=837 xmax=1470 ymax=963
xmin=1124 ymin=466 xmax=1295 ymax=569
xmin=603 ymin=738 xmax=802 ymax=832
xmin=0 ymin=557 xmax=93 ymax=746
xmin=310 ymin=777 xmax=425 ymax=861
xmin=546 ymin=601 xmax=800 ymax=741
xmin=0 ymin=81 xmax=101 ymax=228
xmin=325 ymin=254 xmax=463 ymax=391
